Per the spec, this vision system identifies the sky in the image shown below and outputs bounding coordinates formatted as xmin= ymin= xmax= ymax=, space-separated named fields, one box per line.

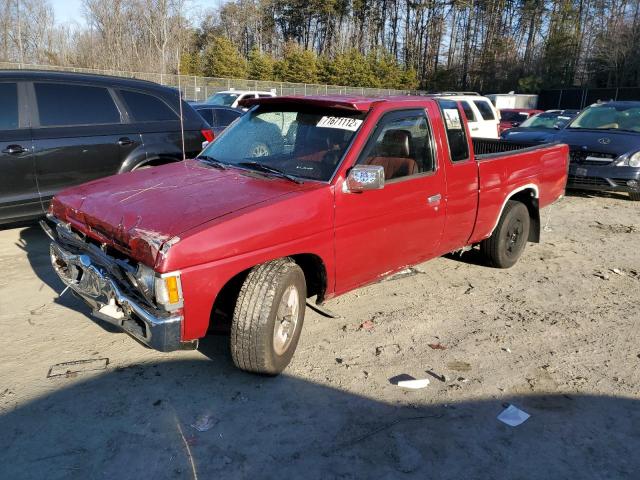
xmin=50 ymin=0 xmax=223 ymax=26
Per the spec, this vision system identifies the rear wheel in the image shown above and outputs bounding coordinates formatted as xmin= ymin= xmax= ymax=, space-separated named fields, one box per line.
xmin=481 ymin=200 xmax=530 ymax=268
xmin=629 ymin=192 xmax=640 ymax=201
xmin=230 ymin=258 xmax=306 ymax=375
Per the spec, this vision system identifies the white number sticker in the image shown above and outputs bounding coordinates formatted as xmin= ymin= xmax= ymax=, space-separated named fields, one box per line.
xmin=443 ymin=109 xmax=462 ymax=130
xmin=317 ymin=116 xmax=363 ymax=131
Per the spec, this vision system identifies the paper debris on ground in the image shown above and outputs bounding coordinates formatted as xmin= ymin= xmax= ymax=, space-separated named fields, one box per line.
xmin=397 ymin=378 xmax=430 ymax=389
xmin=497 ymin=405 xmax=530 ymax=427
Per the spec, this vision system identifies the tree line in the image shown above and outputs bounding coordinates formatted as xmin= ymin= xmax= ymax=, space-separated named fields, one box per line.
xmin=1 ymin=0 xmax=639 ymax=92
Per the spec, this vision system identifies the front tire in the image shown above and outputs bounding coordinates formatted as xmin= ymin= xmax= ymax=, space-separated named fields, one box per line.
xmin=230 ymin=258 xmax=306 ymax=375
xmin=481 ymin=200 xmax=530 ymax=268
xmin=629 ymin=192 xmax=640 ymax=201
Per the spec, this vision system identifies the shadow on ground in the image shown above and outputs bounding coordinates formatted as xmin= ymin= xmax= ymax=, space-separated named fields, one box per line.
xmin=0 ymin=352 xmax=638 ymax=480
xmin=565 ymin=188 xmax=632 ymax=201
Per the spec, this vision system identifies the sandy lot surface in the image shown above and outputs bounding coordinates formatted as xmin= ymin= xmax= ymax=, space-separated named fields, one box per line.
xmin=0 ymin=191 xmax=639 ymax=479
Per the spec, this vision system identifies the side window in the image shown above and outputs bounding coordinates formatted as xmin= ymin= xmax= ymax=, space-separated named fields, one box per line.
xmin=119 ymin=90 xmax=177 ymax=122
xmin=217 ymin=109 xmax=241 ymax=126
xmin=438 ymin=100 xmax=470 ymax=162
xmin=0 ymin=83 xmax=18 ymax=130
xmin=357 ymin=110 xmax=435 ymax=181
xmin=197 ymin=109 xmax=213 ymax=125
xmin=35 ymin=83 xmax=120 ymax=127
xmin=258 ymin=94 xmax=273 ymax=98
xmin=473 ymin=100 xmax=496 ymax=120
xmin=461 ymin=101 xmax=476 ymax=122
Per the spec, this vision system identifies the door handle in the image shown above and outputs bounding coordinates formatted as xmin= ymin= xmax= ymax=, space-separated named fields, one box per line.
xmin=2 ymin=144 xmax=26 ymax=154
xmin=428 ymin=193 xmax=442 ymax=205
xmin=117 ymin=137 xmax=134 ymax=146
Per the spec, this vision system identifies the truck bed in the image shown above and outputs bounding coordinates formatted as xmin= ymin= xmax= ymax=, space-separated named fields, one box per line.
xmin=469 ymin=141 xmax=569 ymax=244
xmin=472 ymin=137 xmax=545 ymax=157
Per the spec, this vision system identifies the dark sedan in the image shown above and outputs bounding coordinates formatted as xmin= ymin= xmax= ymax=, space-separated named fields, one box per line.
xmin=191 ymin=105 xmax=243 ymax=138
xmin=501 ymin=110 xmax=579 ymax=143
xmin=555 ymin=102 xmax=640 ymax=201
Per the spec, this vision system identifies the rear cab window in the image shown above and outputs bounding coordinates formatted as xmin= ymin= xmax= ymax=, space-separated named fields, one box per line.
xmin=34 ymin=83 xmax=121 ymax=127
xmin=119 ymin=90 xmax=177 ymax=122
xmin=438 ymin=99 xmax=470 ymax=162
xmin=473 ymin=100 xmax=496 ymax=120
xmin=0 ymin=83 xmax=19 ymax=130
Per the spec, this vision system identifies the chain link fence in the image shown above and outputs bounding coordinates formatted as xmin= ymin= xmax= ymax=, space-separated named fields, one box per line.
xmin=538 ymin=87 xmax=640 ymax=110
xmin=0 ymin=62 xmax=412 ymax=101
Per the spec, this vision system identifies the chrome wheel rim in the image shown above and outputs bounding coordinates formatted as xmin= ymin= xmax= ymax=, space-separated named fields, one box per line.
xmin=273 ymin=285 xmax=299 ymax=356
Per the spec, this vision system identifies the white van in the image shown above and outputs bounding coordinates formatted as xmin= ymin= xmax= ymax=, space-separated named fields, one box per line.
xmin=439 ymin=94 xmax=501 ymax=138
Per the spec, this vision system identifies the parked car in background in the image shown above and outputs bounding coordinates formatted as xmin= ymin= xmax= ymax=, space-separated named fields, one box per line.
xmin=43 ymin=94 xmax=568 ymax=374
xmin=192 ymin=105 xmax=243 ymax=137
xmin=0 ymin=70 xmax=213 ymax=225
xmin=501 ymin=110 xmax=579 ymax=143
xmin=498 ymin=108 xmax=543 ymax=133
xmin=443 ymin=94 xmax=501 ymax=138
xmin=555 ymin=101 xmax=640 ymax=201
xmin=205 ymin=90 xmax=276 ymax=109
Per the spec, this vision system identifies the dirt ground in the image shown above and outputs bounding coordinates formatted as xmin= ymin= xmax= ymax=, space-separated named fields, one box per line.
xmin=0 ymin=191 xmax=639 ymax=480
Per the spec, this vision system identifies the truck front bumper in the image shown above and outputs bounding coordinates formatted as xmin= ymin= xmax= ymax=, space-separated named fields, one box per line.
xmin=567 ymin=163 xmax=640 ymax=193
xmin=43 ymin=219 xmax=195 ymax=352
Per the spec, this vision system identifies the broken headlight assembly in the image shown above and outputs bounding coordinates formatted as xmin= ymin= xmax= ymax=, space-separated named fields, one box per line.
xmin=127 ymin=264 xmax=184 ymax=311
xmin=615 ymin=151 xmax=640 ymax=168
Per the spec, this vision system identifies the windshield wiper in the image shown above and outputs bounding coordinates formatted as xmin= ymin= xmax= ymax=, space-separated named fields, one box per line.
xmin=197 ymin=155 xmax=228 ymax=170
xmin=237 ymin=161 xmax=303 ymax=184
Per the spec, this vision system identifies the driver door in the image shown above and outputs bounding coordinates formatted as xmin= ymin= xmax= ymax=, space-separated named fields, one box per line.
xmin=333 ymin=108 xmax=446 ymax=293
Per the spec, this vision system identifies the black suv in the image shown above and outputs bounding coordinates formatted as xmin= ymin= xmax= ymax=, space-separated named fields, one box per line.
xmin=0 ymin=70 xmax=213 ymax=224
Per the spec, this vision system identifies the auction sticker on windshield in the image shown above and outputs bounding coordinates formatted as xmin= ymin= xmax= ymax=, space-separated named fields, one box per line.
xmin=317 ymin=116 xmax=363 ymax=131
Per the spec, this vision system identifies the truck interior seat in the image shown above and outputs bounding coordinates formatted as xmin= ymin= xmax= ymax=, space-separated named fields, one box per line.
xmin=366 ymin=129 xmax=418 ymax=179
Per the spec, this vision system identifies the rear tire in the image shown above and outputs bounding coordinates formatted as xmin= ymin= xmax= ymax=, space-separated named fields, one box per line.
xmin=629 ymin=192 xmax=640 ymax=201
xmin=481 ymin=200 xmax=530 ymax=268
xmin=230 ymin=258 xmax=306 ymax=375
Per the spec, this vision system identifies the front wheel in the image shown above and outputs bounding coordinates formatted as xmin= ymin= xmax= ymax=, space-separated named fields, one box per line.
xmin=481 ymin=200 xmax=530 ymax=268
xmin=629 ymin=192 xmax=640 ymax=201
xmin=230 ymin=258 xmax=306 ymax=375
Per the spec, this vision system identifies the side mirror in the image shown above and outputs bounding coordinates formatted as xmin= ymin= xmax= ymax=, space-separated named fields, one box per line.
xmin=345 ymin=165 xmax=385 ymax=192
xmin=512 ymin=122 xmax=520 ymax=127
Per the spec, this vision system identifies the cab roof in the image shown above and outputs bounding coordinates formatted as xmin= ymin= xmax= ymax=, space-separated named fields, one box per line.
xmin=240 ymin=94 xmax=437 ymax=111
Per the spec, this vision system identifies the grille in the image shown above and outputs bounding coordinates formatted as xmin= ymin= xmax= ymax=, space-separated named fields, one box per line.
xmin=569 ymin=151 xmax=616 ymax=165
xmin=567 ymin=175 xmax=610 ymax=186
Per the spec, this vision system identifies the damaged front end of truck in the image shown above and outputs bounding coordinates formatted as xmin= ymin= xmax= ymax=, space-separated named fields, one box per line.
xmin=41 ymin=215 xmax=197 ymax=352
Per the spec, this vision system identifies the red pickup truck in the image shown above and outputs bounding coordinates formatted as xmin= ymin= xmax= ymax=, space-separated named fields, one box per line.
xmin=42 ymin=95 xmax=568 ymax=375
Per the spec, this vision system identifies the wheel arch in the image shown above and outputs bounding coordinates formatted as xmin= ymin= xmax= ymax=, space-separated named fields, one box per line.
xmin=490 ymin=184 xmax=540 ymax=243
xmin=206 ymin=253 xmax=329 ymax=333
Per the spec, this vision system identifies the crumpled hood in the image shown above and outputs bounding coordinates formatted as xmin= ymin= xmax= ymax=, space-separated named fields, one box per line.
xmin=555 ymin=129 xmax=640 ymax=157
xmin=51 ymin=160 xmax=309 ymax=265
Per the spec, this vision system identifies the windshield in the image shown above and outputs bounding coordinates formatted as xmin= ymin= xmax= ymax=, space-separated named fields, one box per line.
xmin=568 ymin=104 xmax=640 ymax=132
xmin=520 ymin=112 xmax=574 ymax=129
xmin=207 ymin=92 xmax=239 ymax=106
xmin=501 ymin=111 xmax=529 ymax=122
xmin=198 ymin=106 xmax=366 ymax=181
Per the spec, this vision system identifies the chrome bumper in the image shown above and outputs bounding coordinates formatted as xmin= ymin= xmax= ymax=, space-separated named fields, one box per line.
xmin=43 ymin=219 xmax=195 ymax=352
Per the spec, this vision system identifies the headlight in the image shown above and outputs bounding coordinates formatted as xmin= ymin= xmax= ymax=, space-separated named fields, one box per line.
xmin=617 ymin=151 xmax=640 ymax=167
xmin=134 ymin=264 xmax=156 ymax=300
xmin=154 ymin=272 xmax=183 ymax=311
